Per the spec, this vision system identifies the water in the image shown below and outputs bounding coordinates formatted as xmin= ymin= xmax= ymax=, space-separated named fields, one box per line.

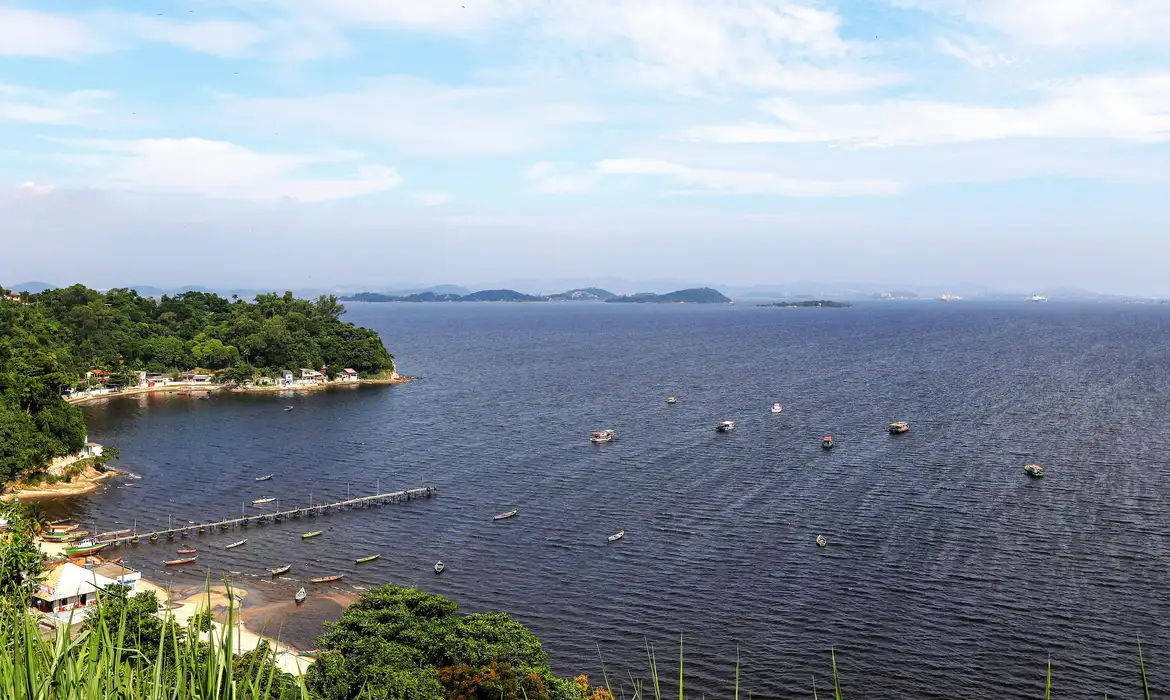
xmin=53 ymin=301 xmax=1170 ymax=699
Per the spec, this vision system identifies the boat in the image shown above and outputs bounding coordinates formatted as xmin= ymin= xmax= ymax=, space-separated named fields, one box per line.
xmin=298 ymin=649 xmax=319 ymax=657
xmin=310 ymin=574 xmax=344 ymax=584
xmin=130 ymin=536 xmax=140 ymax=545
xmin=716 ymin=420 xmax=736 ymax=432
xmin=607 ymin=530 xmax=625 ymax=542
xmin=176 ymin=548 xmax=196 ymax=554
xmin=177 ymin=391 xmax=189 ymax=396
xmin=283 ymin=406 xmax=294 ymax=411
xmin=225 ymin=539 xmax=247 ymax=550
xmin=493 ymin=510 xmax=518 ymax=520
xmin=889 ymin=421 xmax=909 ymax=434
xmin=165 ymin=556 xmax=197 ymax=566
xmin=252 ymin=497 xmax=276 ymax=505
xmin=822 ymin=435 xmax=834 ymax=449
xmin=666 ymin=396 xmax=677 ymax=404
xmin=1025 ymin=294 xmax=1048 ymax=303
xmin=255 ymin=474 xmax=274 ymax=481
xmin=41 ymin=531 xmax=89 ymax=543
xmin=110 ymin=557 xmax=122 ymax=564
xmin=590 ymin=429 xmax=616 ymax=443
xmin=295 ymin=588 xmax=307 ymax=604
xmin=1024 ymin=464 xmax=1045 ymax=477
xmin=269 ymin=564 xmax=291 ymax=576
xmin=816 ymin=535 xmax=827 ymax=548
xmin=355 ymin=554 xmax=380 ymax=564
xmin=434 ymin=561 xmax=445 ymax=574
xmin=771 ymin=403 xmax=783 ymax=414
xmin=302 ymin=531 xmax=323 ymax=539
xmin=65 ymin=541 xmax=109 ymax=558
xmin=48 ymin=523 xmax=80 ymax=534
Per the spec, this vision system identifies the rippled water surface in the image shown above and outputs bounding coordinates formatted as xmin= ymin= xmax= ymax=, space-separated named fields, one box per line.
xmin=60 ymin=302 xmax=1170 ymax=699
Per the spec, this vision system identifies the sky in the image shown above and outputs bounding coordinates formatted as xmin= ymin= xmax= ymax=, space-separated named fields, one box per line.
xmin=2 ymin=0 xmax=1170 ymax=294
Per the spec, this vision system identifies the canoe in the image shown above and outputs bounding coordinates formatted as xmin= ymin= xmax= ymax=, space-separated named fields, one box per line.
xmin=607 ymin=530 xmax=625 ymax=542
xmin=355 ymin=554 xmax=380 ymax=564
xmin=295 ymin=588 xmax=307 ymax=604
xmin=269 ymin=564 xmax=291 ymax=576
xmin=310 ymin=574 xmax=344 ymax=584
xmin=176 ymin=548 xmax=197 ymax=554
xmin=165 ymin=556 xmax=197 ymax=566
xmin=302 ymin=531 xmax=323 ymax=539
xmin=41 ymin=531 xmax=89 ymax=543
xmin=252 ymin=498 xmax=276 ymax=505
xmin=255 ymin=474 xmax=274 ymax=481
xmin=225 ymin=539 xmax=247 ymax=550
xmin=49 ymin=523 xmax=80 ymax=533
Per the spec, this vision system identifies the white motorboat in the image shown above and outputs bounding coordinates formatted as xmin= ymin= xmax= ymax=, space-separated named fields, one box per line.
xmin=607 ymin=530 xmax=625 ymax=542
xmin=771 ymin=403 xmax=783 ymax=414
xmin=716 ymin=420 xmax=736 ymax=432
xmin=434 ymin=561 xmax=445 ymax=574
xmin=225 ymin=539 xmax=247 ymax=550
xmin=295 ymin=587 xmax=306 ymax=604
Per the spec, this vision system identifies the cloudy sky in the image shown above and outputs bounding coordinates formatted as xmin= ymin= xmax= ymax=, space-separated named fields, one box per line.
xmin=2 ymin=0 xmax=1169 ymax=293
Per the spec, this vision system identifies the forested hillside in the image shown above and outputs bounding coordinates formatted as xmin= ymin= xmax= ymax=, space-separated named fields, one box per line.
xmin=0 ymin=285 xmax=395 ymax=483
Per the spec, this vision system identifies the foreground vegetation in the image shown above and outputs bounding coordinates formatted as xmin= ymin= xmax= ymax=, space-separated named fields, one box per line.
xmin=0 ymin=284 xmax=395 ymax=484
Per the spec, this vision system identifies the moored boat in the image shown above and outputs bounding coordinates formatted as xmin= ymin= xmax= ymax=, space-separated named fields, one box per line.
xmin=310 ymin=574 xmax=344 ymax=584
xmin=889 ymin=421 xmax=909 ymax=434
xmin=165 ymin=556 xmax=197 ymax=566
xmin=666 ymin=396 xmax=677 ymax=404
xmin=252 ymin=497 xmax=276 ymax=505
xmin=355 ymin=554 xmax=380 ymax=564
xmin=434 ymin=561 xmax=445 ymax=574
xmin=176 ymin=548 xmax=197 ymax=554
xmin=607 ymin=530 xmax=625 ymax=542
xmin=590 ymin=429 xmax=616 ymax=443
xmin=255 ymin=474 xmax=274 ymax=481
xmin=283 ymin=406 xmax=294 ymax=411
xmin=41 ymin=531 xmax=89 ymax=543
xmin=771 ymin=403 xmax=783 ymax=414
xmin=302 ymin=531 xmax=323 ymax=539
xmin=816 ymin=535 xmax=827 ymax=548
xmin=295 ymin=588 xmax=307 ymax=604
xmin=225 ymin=539 xmax=247 ymax=550
xmin=822 ymin=435 xmax=834 ymax=449
xmin=493 ymin=510 xmax=518 ymax=520
xmin=716 ymin=420 xmax=736 ymax=432
xmin=64 ymin=541 xmax=108 ymax=558
xmin=48 ymin=523 xmax=80 ymax=534
xmin=269 ymin=564 xmax=291 ymax=576
xmin=1024 ymin=464 xmax=1044 ymax=477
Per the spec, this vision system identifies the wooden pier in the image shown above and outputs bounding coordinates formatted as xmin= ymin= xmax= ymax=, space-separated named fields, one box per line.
xmin=93 ymin=486 xmax=436 ymax=546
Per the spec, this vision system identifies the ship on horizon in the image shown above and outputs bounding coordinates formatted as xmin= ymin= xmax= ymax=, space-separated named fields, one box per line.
xmin=1025 ymin=294 xmax=1048 ymax=303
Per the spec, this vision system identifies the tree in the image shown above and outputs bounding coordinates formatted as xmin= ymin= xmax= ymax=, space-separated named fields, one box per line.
xmin=0 ymin=503 xmax=46 ymax=599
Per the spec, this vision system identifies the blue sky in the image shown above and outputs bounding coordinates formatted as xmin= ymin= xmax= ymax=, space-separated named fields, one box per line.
xmin=2 ymin=0 xmax=1169 ymax=293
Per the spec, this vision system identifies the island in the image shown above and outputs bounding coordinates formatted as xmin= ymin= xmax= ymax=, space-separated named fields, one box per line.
xmin=0 ymin=284 xmax=398 ymax=491
xmin=341 ymin=287 xmax=616 ymax=302
xmin=605 ymin=287 xmax=732 ymax=304
xmin=758 ymin=300 xmax=853 ymax=308
xmin=547 ymin=287 xmax=616 ymax=301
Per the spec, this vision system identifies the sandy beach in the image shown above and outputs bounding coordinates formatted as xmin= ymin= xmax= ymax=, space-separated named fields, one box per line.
xmin=64 ymin=375 xmax=413 ymax=406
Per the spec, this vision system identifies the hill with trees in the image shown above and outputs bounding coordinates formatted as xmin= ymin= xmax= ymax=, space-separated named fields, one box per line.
xmin=0 ymin=285 xmax=395 ymax=484
xmin=606 ymin=288 xmax=732 ymax=304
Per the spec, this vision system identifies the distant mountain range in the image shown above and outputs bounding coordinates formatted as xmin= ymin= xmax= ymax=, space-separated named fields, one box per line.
xmin=339 ymin=287 xmax=730 ymax=304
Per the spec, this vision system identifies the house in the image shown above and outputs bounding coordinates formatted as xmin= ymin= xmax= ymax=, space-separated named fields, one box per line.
xmin=82 ymin=442 xmax=104 ymax=458
xmin=90 ymin=561 xmax=140 ymax=594
xmin=30 ymin=561 xmax=138 ymax=624
xmin=336 ymin=368 xmax=359 ymax=382
xmin=144 ymin=373 xmax=172 ymax=387
xmin=300 ymin=368 xmax=325 ymax=382
xmin=280 ymin=370 xmax=294 ymax=386
xmin=180 ymin=371 xmax=212 ymax=383
xmin=85 ymin=370 xmax=109 ymax=384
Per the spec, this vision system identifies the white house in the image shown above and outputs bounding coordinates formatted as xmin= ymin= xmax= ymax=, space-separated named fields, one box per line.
xmin=30 ymin=561 xmax=138 ymax=624
xmin=337 ymin=368 xmax=359 ymax=382
xmin=280 ymin=370 xmax=294 ymax=386
xmin=180 ymin=371 xmax=212 ymax=383
xmin=300 ymin=368 xmax=325 ymax=382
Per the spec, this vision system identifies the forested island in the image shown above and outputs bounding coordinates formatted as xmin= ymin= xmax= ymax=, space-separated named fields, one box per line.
xmin=342 ymin=288 xmax=615 ymax=302
xmin=0 ymin=285 xmax=395 ymax=484
xmin=758 ymin=300 xmax=853 ymax=308
xmin=606 ymin=288 xmax=731 ymax=304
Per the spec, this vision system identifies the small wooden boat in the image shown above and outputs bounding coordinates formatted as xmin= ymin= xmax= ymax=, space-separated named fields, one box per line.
xmin=225 ymin=539 xmax=247 ymax=550
xmin=252 ymin=497 xmax=276 ymax=505
xmin=889 ymin=421 xmax=909 ymax=434
xmin=355 ymin=554 xmax=380 ymax=564
xmin=149 ymin=534 xmax=159 ymax=543
xmin=822 ymin=435 xmax=834 ymax=449
xmin=41 ymin=531 xmax=89 ymax=543
xmin=297 ymin=649 xmax=319 ymax=656
xmin=716 ymin=420 xmax=736 ymax=432
xmin=302 ymin=531 xmax=323 ymax=539
xmin=771 ymin=402 xmax=783 ymax=414
xmin=590 ymin=429 xmax=616 ymax=443
xmin=1024 ymin=464 xmax=1044 ymax=478
xmin=110 ymin=557 xmax=123 ymax=564
xmin=295 ymin=588 xmax=307 ymax=604
xmin=65 ymin=542 xmax=109 ymax=558
xmin=493 ymin=510 xmax=518 ymax=520
xmin=130 ymin=536 xmax=140 ymax=545
xmin=666 ymin=396 xmax=677 ymax=404
xmin=176 ymin=548 xmax=196 ymax=554
xmin=269 ymin=564 xmax=291 ymax=576
xmin=165 ymin=556 xmax=197 ymax=566
xmin=816 ymin=535 xmax=827 ymax=548
xmin=255 ymin=474 xmax=274 ymax=481
xmin=310 ymin=574 xmax=344 ymax=584
xmin=177 ymin=391 xmax=189 ymax=396
xmin=49 ymin=523 xmax=80 ymax=534
xmin=434 ymin=561 xmax=445 ymax=574
xmin=283 ymin=406 xmax=294 ymax=412
xmin=607 ymin=530 xmax=625 ymax=542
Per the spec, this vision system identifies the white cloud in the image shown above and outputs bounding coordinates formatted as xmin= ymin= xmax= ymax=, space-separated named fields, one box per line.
xmin=410 ymin=191 xmax=450 ymax=206
xmin=16 ymin=181 xmax=55 ymax=196
xmin=527 ymin=158 xmax=901 ymax=197
xmin=895 ymin=0 xmax=1170 ymax=48
xmin=0 ymin=8 xmax=110 ymax=58
xmin=683 ymin=74 xmax=1170 ymax=146
xmin=220 ymin=76 xmax=604 ymax=157
xmin=50 ymin=138 xmax=402 ymax=202
xmin=115 ymin=16 xmax=269 ymax=58
xmin=935 ymin=36 xmax=1014 ymax=68
xmin=0 ymin=84 xmax=112 ymax=125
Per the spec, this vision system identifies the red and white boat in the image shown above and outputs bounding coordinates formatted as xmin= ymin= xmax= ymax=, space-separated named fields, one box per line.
xmin=590 ymin=429 xmax=615 ymax=443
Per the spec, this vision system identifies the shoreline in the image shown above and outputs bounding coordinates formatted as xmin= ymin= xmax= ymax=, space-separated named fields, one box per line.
xmin=1 ymin=467 xmax=118 ymax=502
xmin=64 ymin=375 xmax=413 ymax=406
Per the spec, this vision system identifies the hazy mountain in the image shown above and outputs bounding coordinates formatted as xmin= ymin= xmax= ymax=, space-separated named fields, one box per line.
xmin=4 ymin=281 xmax=55 ymax=293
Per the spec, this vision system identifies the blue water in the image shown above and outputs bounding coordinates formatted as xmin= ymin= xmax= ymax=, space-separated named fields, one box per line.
xmin=62 ymin=301 xmax=1170 ymax=699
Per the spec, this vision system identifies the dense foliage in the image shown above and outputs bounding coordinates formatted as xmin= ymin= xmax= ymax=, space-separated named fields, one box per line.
xmin=305 ymin=585 xmax=603 ymax=700
xmin=606 ymin=288 xmax=731 ymax=304
xmin=0 ymin=284 xmax=395 ymax=484
xmin=0 ymin=502 xmax=45 ymax=599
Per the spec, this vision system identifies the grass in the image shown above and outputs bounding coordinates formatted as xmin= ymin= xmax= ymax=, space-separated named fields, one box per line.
xmin=0 ymin=587 xmax=308 ymax=700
